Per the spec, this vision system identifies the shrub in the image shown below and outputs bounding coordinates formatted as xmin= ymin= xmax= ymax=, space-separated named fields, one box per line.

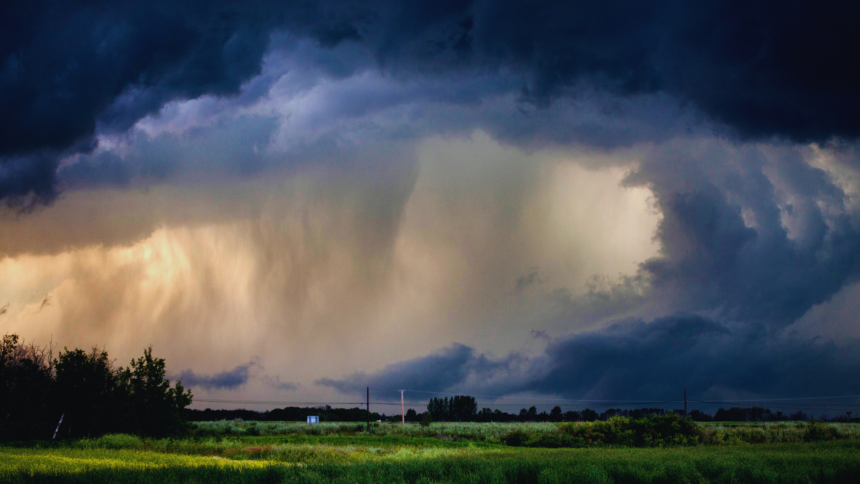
xmin=804 ymin=419 xmax=838 ymax=442
xmin=500 ymin=429 xmax=529 ymax=446
xmin=503 ymin=415 xmax=701 ymax=448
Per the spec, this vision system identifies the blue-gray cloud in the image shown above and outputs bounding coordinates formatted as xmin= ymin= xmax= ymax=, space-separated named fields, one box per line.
xmin=263 ymin=375 xmax=298 ymax=392
xmin=629 ymin=141 xmax=860 ymax=328
xmin=59 ymin=115 xmax=280 ymax=189
xmin=315 ymin=343 xmax=509 ymax=394
xmin=320 ymin=313 xmax=860 ymax=400
xmin=173 ymin=364 xmax=252 ymax=391
xmin=173 ymin=361 xmax=299 ymax=392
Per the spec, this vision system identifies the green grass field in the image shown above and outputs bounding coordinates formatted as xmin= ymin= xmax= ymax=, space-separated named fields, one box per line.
xmin=4 ymin=422 xmax=860 ymax=483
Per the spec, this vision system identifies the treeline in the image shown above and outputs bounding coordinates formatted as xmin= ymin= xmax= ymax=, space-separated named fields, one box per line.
xmin=0 ymin=334 xmax=192 ymax=441
xmin=709 ymin=407 xmax=813 ymax=422
xmin=412 ymin=396 xmax=848 ymax=423
xmin=426 ymin=396 xmax=478 ymax=422
xmin=410 ymin=403 xmax=674 ymax=423
xmin=455 ymin=406 xmax=842 ymax=423
xmin=185 ymin=406 xmax=382 ymax=422
xmin=186 ymin=400 xmax=847 ymax=425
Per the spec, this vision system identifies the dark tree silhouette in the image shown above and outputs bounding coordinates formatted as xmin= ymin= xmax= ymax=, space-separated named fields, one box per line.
xmin=0 ymin=335 xmax=54 ymax=440
xmin=54 ymin=347 xmax=120 ymax=438
xmin=1 ymin=334 xmax=193 ymax=441
xmin=117 ymin=346 xmax=193 ymax=437
xmin=426 ymin=395 xmax=478 ymax=421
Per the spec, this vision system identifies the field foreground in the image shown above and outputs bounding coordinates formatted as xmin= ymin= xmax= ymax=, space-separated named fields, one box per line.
xmin=3 ymin=429 xmax=860 ymax=483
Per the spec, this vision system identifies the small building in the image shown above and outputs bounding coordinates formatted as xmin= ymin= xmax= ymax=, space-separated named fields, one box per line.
xmin=307 ymin=416 xmax=319 ymax=424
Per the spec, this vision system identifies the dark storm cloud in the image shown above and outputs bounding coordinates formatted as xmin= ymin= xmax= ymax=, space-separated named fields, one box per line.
xmin=525 ymin=314 xmax=860 ymax=399
xmin=4 ymin=0 xmax=860 ymax=206
xmin=0 ymin=0 xmax=344 ymax=205
xmin=0 ymin=1 xmax=358 ymax=156
xmin=173 ymin=363 xmax=252 ymax=391
xmin=625 ymin=142 xmax=860 ymax=328
xmin=320 ymin=314 xmax=860 ymax=399
xmin=0 ymin=154 xmax=59 ymax=210
xmin=368 ymin=0 xmax=860 ymax=142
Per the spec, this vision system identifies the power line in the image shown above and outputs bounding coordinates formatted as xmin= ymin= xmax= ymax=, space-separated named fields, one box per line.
xmin=696 ymin=395 xmax=860 ymax=403
xmin=381 ymin=389 xmax=860 ymax=405
xmin=195 ymin=399 xmax=361 ymax=405
xmin=193 ymin=398 xmax=402 ymax=406
xmin=386 ymin=389 xmax=686 ymax=404
xmin=192 ymin=391 xmax=860 ymax=412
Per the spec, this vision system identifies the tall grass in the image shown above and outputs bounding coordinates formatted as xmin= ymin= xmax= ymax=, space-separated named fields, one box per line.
xmin=6 ymin=422 xmax=860 ymax=482
xmin=192 ymin=420 xmax=559 ymax=441
xmin=4 ymin=442 xmax=860 ymax=483
xmin=191 ymin=419 xmax=860 ymax=446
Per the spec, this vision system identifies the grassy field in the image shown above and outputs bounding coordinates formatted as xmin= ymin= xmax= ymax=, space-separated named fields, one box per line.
xmin=4 ymin=422 xmax=860 ymax=483
xmin=191 ymin=419 xmax=860 ymax=445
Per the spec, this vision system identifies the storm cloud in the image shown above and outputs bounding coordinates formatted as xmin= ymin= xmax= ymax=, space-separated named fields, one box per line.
xmin=0 ymin=0 xmax=338 ymax=204
xmin=316 ymin=343 xmax=500 ymax=394
xmin=626 ymin=141 xmax=860 ymax=328
xmin=321 ymin=313 xmax=860 ymax=400
xmin=4 ymin=0 xmax=860 ymax=408
xmin=4 ymin=0 xmax=860 ymax=204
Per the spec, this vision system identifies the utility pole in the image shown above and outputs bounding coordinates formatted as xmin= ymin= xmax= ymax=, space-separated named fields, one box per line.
xmin=400 ymin=390 xmax=405 ymax=425
xmin=366 ymin=387 xmax=370 ymax=432
xmin=684 ymin=388 xmax=688 ymax=417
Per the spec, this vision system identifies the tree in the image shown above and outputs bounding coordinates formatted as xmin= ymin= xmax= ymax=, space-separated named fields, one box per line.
xmin=420 ymin=411 xmax=433 ymax=427
xmin=689 ymin=410 xmax=712 ymax=422
xmin=477 ymin=407 xmax=494 ymax=422
xmin=54 ymin=347 xmax=120 ymax=438
xmin=0 ymin=335 xmax=54 ymax=440
xmin=580 ymin=408 xmax=598 ymax=421
xmin=564 ymin=410 xmax=581 ymax=422
xmin=427 ymin=397 xmax=448 ymax=421
xmin=449 ymin=395 xmax=478 ymax=422
xmin=426 ymin=395 xmax=477 ymax=422
xmin=550 ymin=406 xmax=563 ymax=422
xmin=405 ymin=408 xmax=417 ymax=421
xmin=1 ymin=335 xmax=192 ymax=440
xmin=117 ymin=346 xmax=193 ymax=437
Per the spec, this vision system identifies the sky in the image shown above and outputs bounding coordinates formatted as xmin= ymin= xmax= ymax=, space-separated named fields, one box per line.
xmin=2 ymin=0 xmax=860 ymax=413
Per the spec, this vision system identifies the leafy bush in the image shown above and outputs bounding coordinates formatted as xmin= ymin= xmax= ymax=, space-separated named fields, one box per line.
xmin=500 ymin=429 xmax=528 ymax=446
xmin=420 ymin=412 xmax=433 ymax=428
xmin=502 ymin=415 xmax=701 ymax=448
xmin=804 ymin=419 xmax=838 ymax=442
